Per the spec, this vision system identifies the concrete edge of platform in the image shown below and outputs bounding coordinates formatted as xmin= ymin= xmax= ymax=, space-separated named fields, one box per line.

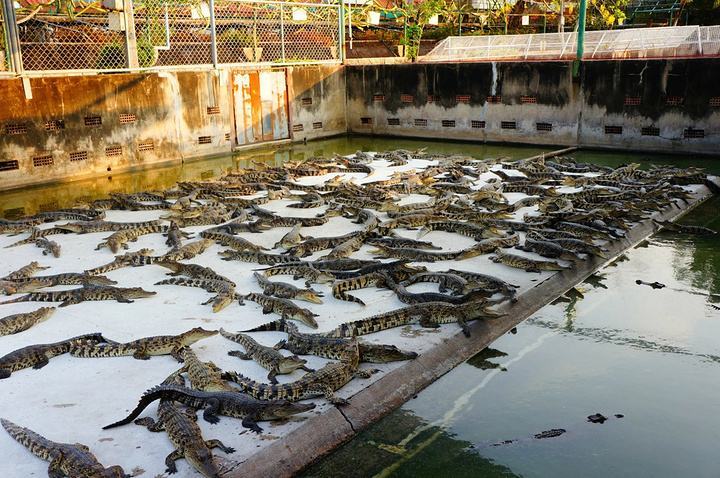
xmin=222 ymin=179 xmax=715 ymax=478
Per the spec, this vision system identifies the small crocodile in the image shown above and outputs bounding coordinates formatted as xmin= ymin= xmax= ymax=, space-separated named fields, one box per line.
xmin=162 ymin=238 xmax=215 ymax=261
xmin=369 ymin=244 xmax=462 ymax=262
xmin=176 ymin=347 xmax=236 ymax=392
xmin=0 ymin=273 xmax=117 ymax=294
xmin=331 ymin=272 xmax=390 ymax=305
xmin=164 ymin=221 xmax=193 ymax=249
xmin=200 ymin=229 xmax=268 ymax=252
xmin=366 ymin=236 xmax=442 ymax=250
xmin=2 ymin=261 xmax=49 ymax=281
xmin=155 ymin=277 xmax=236 ymax=312
xmin=0 ymin=332 xmax=108 ymax=379
xmin=454 ymin=234 xmax=521 ymax=260
xmin=220 ymin=249 xmax=298 ymax=265
xmin=274 ymin=223 xmax=309 ymax=249
xmin=400 ymin=272 xmax=471 ymax=295
xmin=84 ymin=248 xmax=156 ymax=275
xmin=283 ymin=232 xmax=362 ymax=257
xmin=34 ymin=237 xmax=61 ymax=258
xmin=418 ymin=221 xmax=505 ymax=240
xmin=95 ymin=224 xmax=169 ymax=253
xmin=56 ymin=219 xmax=163 ymax=234
xmin=489 ymin=251 xmax=572 ymax=273
xmin=653 ymin=219 xmax=717 ymax=235
xmin=516 ymin=238 xmax=582 ymax=262
xmin=242 ymin=292 xmax=319 ymax=328
xmin=220 ymin=329 xmax=313 ymax=384
xmin=256 ymin=265 xmax=336 ymax=285
xmin=382 ymin=273 xmax=495 ymax=306
xmin=224 ymin=342 xmax=369 ymax=405
xmin=103 ymin=384 xmax=315 ymax=432
xmin=446 ymin=269 xmax=519 ymax=298
xmin=156 ymin=261 xmax=235 ymax=286
xmin=0 ymin=307 xmax=55 ymax=336
xmin=69 ymin=327 xmax=218 ymax=361
xmin=1 ymin=418 xmax=129 ymax=478
xmin=253 ymin=272 xmax=323 ymax=304
xmin=0 ymin=285 xmax=156 ymax=307
xmin=134 ymin=375 xmax=234 ymax=478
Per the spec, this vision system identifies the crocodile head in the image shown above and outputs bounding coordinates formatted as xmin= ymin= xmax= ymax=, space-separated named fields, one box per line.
xmin=0 ymin=280 xmax=18 ymax=295
xmin=84 ymin=275 xmax=118 ymax=286
xmin=278 ymin=355 xmax=310 ymax=374
xmin=295 ymin=289 xmax=324 ymax=305
xmin=181 ymin=327 xmax=219 ymax=345
xmin=122 ymin=287 xmax=157 ymax=299
xmin=359 ymin=343 xmax=418 ymax=363
xmin=313 ymin=271 xmax=336 ymax=285
xmin=185 ymin=446 xmax=223 ymax=478
xmin=100 ymin=465 xmax=130 ymax=478
xmin=291 ymin=309 xmax=319 ymax=329
xmin=47 ymin=243 xmax=61 ymax=258
xmin=259 ymin=400 xmax=316 ymax=420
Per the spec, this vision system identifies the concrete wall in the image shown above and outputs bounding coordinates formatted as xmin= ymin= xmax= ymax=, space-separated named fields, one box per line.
xmin=287 ymin=65 xmax=347 ymax=142
xmin=346 ymin=59 xmax=720 ymax=154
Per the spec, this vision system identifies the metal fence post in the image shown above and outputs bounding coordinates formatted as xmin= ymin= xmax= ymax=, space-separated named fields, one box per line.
xmin=338 ymin=0 xmax=345 ymax=62
xmin=209 ymin=0 xmax=218 ymax=67
xmin=122 ymin=0 xmax=139 ymax=68
xmin=280 ymin=4 xmax=286 ymax=63
xmin=1 ymin=0 xmax=23 ymax=73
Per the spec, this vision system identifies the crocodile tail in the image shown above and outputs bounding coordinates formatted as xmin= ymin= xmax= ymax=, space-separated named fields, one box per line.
xmin=1 ymin=418 xmax=53 ymax=458
xmin=332 ymin=289 xmax=366 ymax=306
xmin=102 ymin=385 xmax=173 ymax=429
xmin=240 ymin=318 xmax=294 ymax=333
xmin=0 ymin=295 xmax=29 ymax=305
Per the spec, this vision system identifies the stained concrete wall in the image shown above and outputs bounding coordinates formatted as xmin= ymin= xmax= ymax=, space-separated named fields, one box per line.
xmin=346 ymin=59 xmax=720 ymax=154
xmin=286 ymin=65 xmax=347 ymax=142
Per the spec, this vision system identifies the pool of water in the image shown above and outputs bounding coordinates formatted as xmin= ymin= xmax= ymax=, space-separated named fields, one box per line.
xmin=302 ymin=151 xmax=720 ymax=478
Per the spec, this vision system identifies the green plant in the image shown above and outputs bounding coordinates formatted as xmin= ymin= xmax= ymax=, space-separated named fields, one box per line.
xmin=385 ymin=0 xmax=446 ymax=60
xmin=96 ymin=40 xmax=157 ymax=70
xmin=218 ymin=29 xmax=256 ymax=47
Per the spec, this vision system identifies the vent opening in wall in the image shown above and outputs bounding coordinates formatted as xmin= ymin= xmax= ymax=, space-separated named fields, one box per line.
xmin=33 ymin=154 xmax=54 ymax=167
xmin=442 ymin=120 xmax=456 ymax=128
xmin=414 ymin=119 xmax=427 ymax=127
xmin=119 ymin=113 xmax=137 ymax=124
xmin=624 ymin=96 xmax=641 ymax=106
xmin=206 ymin=106 xmax=221 ymax=115
xmin=312 ymin=122 xmax=323 ymax=130
xmin=39 ymin=201 xmax=58 ymax=212
xmin=471 ymin=120 xmax=486 ymax=129
xmin=666 ymin=96 xmax=684 ymax=106
xmin=44 ymin=120 xmax=65 ymax=132
xmin=487 ymin=95 xmax=501 ymax=104
xmin=225 ymin=132 xmax=231 ymax=141
xmin=198 ymin=136 xmax=212 ymax=144
xmin=536 ymin=122 xmax=552 ymax=132
xmin=641 ymin=126 xmax=660 ymax=136
xmin=401 ymin=94 xmax=414 ymax=103
xmin=4 ymin=123 xmax=28 ymax=135
xmin=501 ymin=121 xmax=517 ymax=130
xmin=520 ymin=96 xmax=537 ymax=104
xmin=292 ymin=124 xmax=304 ymax=132
xmin=138 ymin=140 xmax=154 ymax=152
xmin=427 ymin=94 xmax=438 ymax=103
xmin=456 ymin=95 xmax=470 ymax=104
xmin=69 ymin=151 xmax=88 ymax=162
xmin=4 ymin=207 xmax=25 ymax=219
xmin=84 ymin=115 xmax=102 ymax=127
xmin=372 ymin=94 xmax=385 ymax=102
xmin=604 ymin=125 xmax=623 ymax=135
xmin=360 ymin=117 xmax=373 ymax=126
xmin=710 ymin=97 xmax=720 ymax=107
xmin=0 ymin=160 xmax=19 ymax=172
xmin=684 ymin=128 xmax=705 ymax=139
xmin=387 ymin=118 xmax=400 ymax=126
xmin=301 ymin=98 xmax=313 ymax=106
xmin=105 ymin=146 xmax=123 ymax=157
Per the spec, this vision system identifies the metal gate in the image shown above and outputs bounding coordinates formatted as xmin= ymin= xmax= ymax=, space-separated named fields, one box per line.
xmin=233 ymin=70 xmax=289 ymax=146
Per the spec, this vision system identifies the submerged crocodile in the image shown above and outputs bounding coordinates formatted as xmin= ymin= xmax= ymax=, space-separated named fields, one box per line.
xmin=0 ymin=307 xmax=55 ymax=336
xmin=69 ymin=327 xmax=218 ymax=361
xmin=0 ymin=285 xmax=156 ymax=307
xmin=220 ymin=328 xmax=313 ymax=383
xmin=0 ymin=332 xmax=109 ymax=379
xmin=134 ymin=375 xmax=234 ymax=478
xmin=1 ymin=418 xmax=129 ymax=478
xmin=103 ymin=384 xmax=315 ymax=432
xmin=653 ymin=219 xmax=717 ymax=235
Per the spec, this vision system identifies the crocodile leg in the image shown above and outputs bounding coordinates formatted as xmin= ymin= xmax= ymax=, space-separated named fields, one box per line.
xmin=33 ymin=356 xmax=50 ymax=369
xmin=0 ymin=368 xmax=10 ymax=379
xmin=227 ymin=350 xmax=251 ymax=360
xmin=165 ymin=449 xmax=183 ymax=474
xmin=47 ymin=452 xmax=64 ymax=478
xmin=267 ymin=369 xmax=278 ymax=384
xmin=132 ymin=348 xmax=150 ymax=360
xmin=205 ymin=439 xmax=236 ymax=454
xmin=135 ymin=417 xmax=165 ymax=432
xmin=241 ymin=415 xmax=263 ymax=434
xmin=273 ymin=340 xmax=286 ymax=350
xmin=202 ymin=398 xmax=221 ymax=424
xmin=170 ymin=347 xmax=185 ymax=362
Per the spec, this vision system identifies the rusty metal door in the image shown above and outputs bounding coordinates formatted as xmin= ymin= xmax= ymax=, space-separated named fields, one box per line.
xmin=233 ymin=70 xmax=288 ymax=145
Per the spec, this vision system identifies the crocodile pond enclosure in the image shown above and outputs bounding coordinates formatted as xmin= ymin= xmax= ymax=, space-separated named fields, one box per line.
xmin=0 ymin=138 xmax=717 ymax=478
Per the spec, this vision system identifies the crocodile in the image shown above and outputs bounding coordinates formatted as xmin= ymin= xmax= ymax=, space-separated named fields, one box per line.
xmin=516 ymin=238 xmax=583 ymax=262
xmin=653 ymin=219 xmax=717 ymax=235
xmin=0 ymin=286 xmax=156 ymax=307
xmin=260 ymin=215 xmax=328 ymax=228
xmin=542 ymin=237 xmax=609 ymax=258
xmin=446 ymin=269 xmax=519 ymax=298
xmin=5 ymin=226 xmax=71 ymax=248
xmin=156 ymin=261 xmax=235 ymax=286
xmin=103 ymin=384 xmax=315 ymax=432
xmin=369 ymin=244 xmax=462 ymax=262
xmin=0 ymin=332 xmax=109 ymax=379
xmin=84 ymin=248 xmax=156 ymax=275
xmin=154 ymin=277 xmax=236 ymax=312
xmin=400 ymin=272 xmax=471 ymax=295
xmin=324 ymin=260 xmax=426 ymax=281
xmin=274 ymin=223 xmax=309 ymax=249
xmin=320 ymin=232 xmax=369 ymax=259
xmin=2 ymin=262 xmax=50 ymax=281
xmin=162 ymin=238 xmax=215 ymax=261
xmin=220 ymin=329 xmax=313 ymax=384
xmin=283 ymin=232 xmax=363 ymax=257
xmin=454 ymin=234 xmax=521 ymax=260
xmin=176 ymin=347 xmax=236 ymax=392
xmin=366 ymin=236 xmax=442 ymax=250
xmin=219 ymin=249 xmax=298 ymax=265
xmin=0 ymin=273 xmax=117 ymax=294
xmin=382 ymin=273 xmax=497 ymax=306
xmin=253 ymin=272 xmax=323 ymax=304
xmin=223 ymin=341 xmax=369 ymax=405
xmin=69 ymin=327 xmax=218 ymax=361
xmin=135 ymin=374 xmax=235 ymax=478
xmin=0 ymin=278 xmax=49 ymax=295
xmin=257 ymin=265 xmax=336 ymax=285
xmin=0 ymin=307 xmax=55 ymax=336
xmin=1 ymin=418 xmax=129 ymax=478
xmin=165 ymin=221 xmax=193 ymax=249
xmin=489 ymin=251 xmax=572 ymax=273
xmin=95 ymin=224 xmax=169 ymax=253
xmin=242 ymin=292 xmax=319 ymax=329
xmin=418 ymin=221 xmax=505 ymax=240
xmin=199 ymin=229 xmax=268 ymax=252
xmin=331 ymin=272 xmax=389 ymax=305
xmin=249 ymin=319 xmax=418 ymax=363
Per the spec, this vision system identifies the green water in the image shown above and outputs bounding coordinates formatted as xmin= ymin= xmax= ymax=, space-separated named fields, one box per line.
xmin=302 ymin=147 xmax=720 ymax=478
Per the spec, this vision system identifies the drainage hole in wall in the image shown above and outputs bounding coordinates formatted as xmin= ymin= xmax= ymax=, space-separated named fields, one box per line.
xmin=119 ymin=113 xmax=137 ymax=124
xmin=520 ymin=96 xmax=537 ymax=104
xmin=198 ymin=136 xmax=212 ymax=144
xmin=4 ymin=123 xmax=28 ymax=135
xmin=501 ymin=121 xmax=517 ymax=130
xmin=487 ymin=95 xmax=502 ymax=104
xmin=206 ymin=106 xmax=221 ymax=115
xmin=401 ymin=94 xmax=414 ymax=103
xmin=292 ymin=124 xmax=304 ymax=132
xmin=84 ymin=115 xmax=102 ymax=127
xmin=641 ymin=126 xmax=660 ymax=136
xmin=69 ymin=151 xmax=88 ymax=162
xmin=105 ymin=146 xmax=123 ymax=157
xmin=604 ymin=125 xmax=623 ymax=135
xmin=414 ymin=119 xmax=427 ymax=127
xmin=684 ymin=128 xmax=705 ymax=139
xmin=32 ymin=154 xmax=54 ymax=167
xmin=0 ymin=160 xmax=19 ymax=172
xmin=44 ymin=120 xmax=65 ymax=132
xmin=360 ymin=117 xmax=373 ymax=126
xmin=536 ymin=122 xmax=552 ymax=132
xmin=624 ymin=96 xmax=641 ymax=106
xmin=441 ymin=120 xmax=456 ymax=128
xmin=471 ymin=120 xmax=486 ymax=129
xmin=387 ymin=118 xmax=400 ymax=126
xmin=301 ymin=98 xmax=313 ymax=106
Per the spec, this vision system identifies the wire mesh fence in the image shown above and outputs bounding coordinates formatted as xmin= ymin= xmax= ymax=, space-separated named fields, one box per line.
xmin=423 ymin=25 xmax=720 ymax=62
xmin=0 ymin=10 xmax=7 ymax=72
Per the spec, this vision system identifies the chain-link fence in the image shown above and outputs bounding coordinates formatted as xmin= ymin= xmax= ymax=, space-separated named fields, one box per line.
xmin=0 ymin=9 xmax=8 ymax=72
